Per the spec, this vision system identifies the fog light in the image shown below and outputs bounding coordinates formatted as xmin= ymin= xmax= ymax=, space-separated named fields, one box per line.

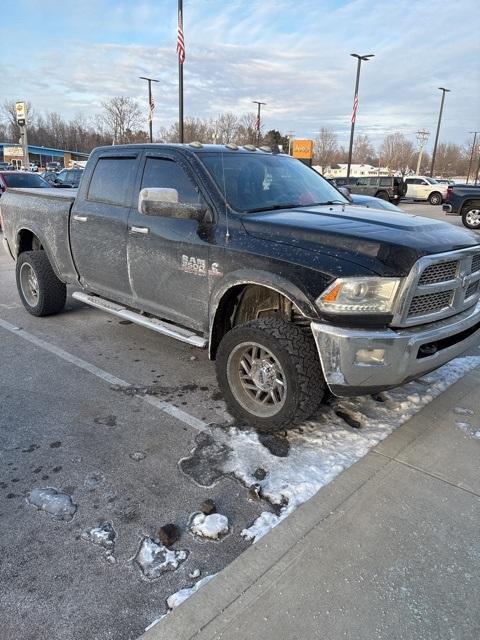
xmin=355 ymin=348 xmax=385 ymax=365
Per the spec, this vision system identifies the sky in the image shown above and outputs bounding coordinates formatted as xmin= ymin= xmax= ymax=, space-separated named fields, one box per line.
xmin=2 ymin=0 xmax=479 ymax=150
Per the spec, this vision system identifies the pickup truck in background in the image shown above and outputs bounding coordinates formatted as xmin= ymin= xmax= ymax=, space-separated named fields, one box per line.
xmin=443 ymin=184 xmax=480 ymax=229
xmin=2 ymin=143 xmax=480 ymax=432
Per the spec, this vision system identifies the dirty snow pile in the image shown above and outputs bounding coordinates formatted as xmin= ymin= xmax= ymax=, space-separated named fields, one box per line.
xmin=27 ymin=488 xmax=77 ymax=521
xmin=81 ymin=522 xmax=117 ymax=563
xmin=190 ymin=512 xmax=229 ymax=540
xmin=135 ymin=537 xmax=187 ymax=580
xmin=220 ymin=355 xmax=480 ymax=542
xmin=167 ymin=573 xmax=216 ymax=609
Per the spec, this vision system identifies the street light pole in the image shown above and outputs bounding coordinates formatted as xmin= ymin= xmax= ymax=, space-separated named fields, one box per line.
xmin=430 ymin=87 xmax=450 ymax=177
xmin=253 ymin=101 xmax=266 ymax=145
xmin=287 ymin=130 xmax=295 ymax=155
xmin=139 ymin=76 xmax=159 ymax=143
xmin=466 ymin=131 xmax=479 ymax=184
xmin=346 ymin=53 xmax=374 ymax=178
xmin=415 ymin=129 xmax=430 ymax=175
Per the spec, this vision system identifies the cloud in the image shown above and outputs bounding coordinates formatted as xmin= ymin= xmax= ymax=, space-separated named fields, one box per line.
xmin=2 ymin=0 xmax=479 ymax=149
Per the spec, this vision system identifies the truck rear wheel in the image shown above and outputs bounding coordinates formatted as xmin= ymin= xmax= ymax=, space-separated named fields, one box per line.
xmin=16 ymin=251 xmax=66 ymax=316
xmin=462 ymin=202 xmax=480 ymax=229
xmin=429 ymin=191 xmax=442 ymax=205
xmin=216 ymin=317 xmax=325 ymax=432
xmin=376 ymin=190 xmax=389 ymax=201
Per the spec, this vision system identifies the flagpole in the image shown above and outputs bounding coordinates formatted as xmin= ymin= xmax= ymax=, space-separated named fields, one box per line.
xmin=346 ymin=53 xmax=374 ymax=178
xmin=178 ymin=0 xmax=184 ymax=143
xmin=139 ymin=76 xmax=159 ymax=143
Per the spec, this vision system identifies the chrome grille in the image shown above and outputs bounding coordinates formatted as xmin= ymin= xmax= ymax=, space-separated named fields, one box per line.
xmin=466 ymin=282 xmax=479 ymax=298
xmin=472 ymin=254 xmax=480 ymax=273
xmin=393 ymin=247 xmax=480 ymax=327
xmin=408 ymin=291 xmax=453 ymax=317
xmin=418 ymin=260 xmax=457 ymax=284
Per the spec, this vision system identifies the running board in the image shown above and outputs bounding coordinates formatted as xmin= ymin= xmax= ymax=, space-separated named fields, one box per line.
xmin=72 ymin=291 xmax=207 ymax=348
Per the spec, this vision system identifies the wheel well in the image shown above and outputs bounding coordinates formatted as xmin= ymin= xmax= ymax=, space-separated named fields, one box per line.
xmin=17 ymin=229 xmax=43 ymax=255
xmin=210 ymin=284 xmax=306 ymax=359
xmin=461 ymin=199 xmax=480 ymax=213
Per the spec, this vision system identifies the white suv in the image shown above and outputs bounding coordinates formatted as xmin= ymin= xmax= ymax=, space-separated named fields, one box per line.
xmin=404 ymin=176 xmax=447 ymax=205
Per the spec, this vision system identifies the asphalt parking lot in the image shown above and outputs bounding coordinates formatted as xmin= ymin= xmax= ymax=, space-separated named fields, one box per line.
xmin=0 ymin=202 xmax=478 ymax=640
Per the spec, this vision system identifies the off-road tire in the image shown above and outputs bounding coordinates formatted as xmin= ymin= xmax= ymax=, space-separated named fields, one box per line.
xmin=429 ymin=191 xmax=442 ymax=205
xmin=16 ymin=251 xmax=66 ymax=316
xmin=376 ymin=190 xmax=389 ymax=201
xmin=216 ymin=317 xmax=325 ymax=432
xmin=461 ymin=201 xmax=480 ymax=229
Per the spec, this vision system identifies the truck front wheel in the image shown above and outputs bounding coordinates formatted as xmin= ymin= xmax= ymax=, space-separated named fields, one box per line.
xmin=216 ymin=317 xmax=325 ymax=432
xmin=462 ymin=202 xmax=480 ymax=229
xmin=16 ymin=251 xmax=66 ymax=316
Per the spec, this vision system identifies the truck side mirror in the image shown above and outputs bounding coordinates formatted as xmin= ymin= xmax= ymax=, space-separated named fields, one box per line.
xmin=338 ymin=186 xmax=352 ymax=201
xmin=138 ymin=187 xmax=207 ymax=222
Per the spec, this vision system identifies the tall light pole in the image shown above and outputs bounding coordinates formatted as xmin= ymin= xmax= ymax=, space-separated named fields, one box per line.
xmin=346 ymin=53 xmax=374 ymax=178
xmin=430 ymin=87 xmax=450 ymax=177
xmin=139 ymin=77 xmax=159 ymax=143
xmin=415 ymin=129 xmax=430 ymax=175
xmin=466 ymin=131 xmax=479 ymax=184
xmin=253 ymin=101 xmax=266 ymax=145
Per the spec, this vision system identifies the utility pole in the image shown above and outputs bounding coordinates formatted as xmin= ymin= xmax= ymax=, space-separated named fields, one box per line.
xmin=415 ymin=129 xmax=430 ymax=175
xmin=475 ymin=147 xmax=480 ymax=186
xmin=466 ymin=131 xmax=479 ymax=184
xmin=430 ymin=87 xmax=450 ymax=177
xmin=287 ymin=130 xmax=295 ymax=155
xmin=253 ymin=101 xmax=266 ymax=145
xmin=346 ymin=53 xmax=374 ymax=178
xmin=177 ymin=0 xmax=186 ymax=143
xmin=15 ymin=101 xmax=29 ymax=169
xmin=139 ymin=77 xmax=159 ymax=143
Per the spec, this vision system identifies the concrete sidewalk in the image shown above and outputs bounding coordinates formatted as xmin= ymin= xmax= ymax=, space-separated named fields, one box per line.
xmin=142 ymin=368 xmax=480 ymax=640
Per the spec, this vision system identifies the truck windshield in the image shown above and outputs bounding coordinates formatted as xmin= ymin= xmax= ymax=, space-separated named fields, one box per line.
xmin=200 ymin=153 xmax=347 ymax=213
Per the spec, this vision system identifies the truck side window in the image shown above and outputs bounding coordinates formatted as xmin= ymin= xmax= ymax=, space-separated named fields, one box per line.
xmin=88 ymin=157 xmax=137 ymax=205
xmin=141 ymin=158 xmax=202 ymax=205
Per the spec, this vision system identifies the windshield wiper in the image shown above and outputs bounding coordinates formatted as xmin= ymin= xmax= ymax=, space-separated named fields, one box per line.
xmin=308 ymin=200 xmax=346 ymax=206
xmin=243 ymin=203 xmax=301 ymax=213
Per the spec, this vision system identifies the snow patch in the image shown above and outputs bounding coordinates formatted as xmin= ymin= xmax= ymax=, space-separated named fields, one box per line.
xmin=225 ymin=356 xmax=480 ymax=542
xmin=166 ymin=574 xmax=216 ymax=609
xmin=27 ymin=487 xmax=77 ymax=521
xmin=135 ymin=537 xmax=187 ymax=580
xmin=190 ymin=512 xmax=229 ymax=540
xmin=455 ymin=421 xmax=480 ymax=439
xmin=81 ymin=522 xmax=116 ymax=562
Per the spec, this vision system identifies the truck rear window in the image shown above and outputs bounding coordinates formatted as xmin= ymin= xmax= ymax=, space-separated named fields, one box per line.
xmin=88 ymin=157 xmax=136 ymax=206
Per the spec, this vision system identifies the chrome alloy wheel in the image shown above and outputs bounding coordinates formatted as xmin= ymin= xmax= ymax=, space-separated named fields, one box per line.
xmin=466 ymin=209 xmax=480 ymax=227
xmin=19 ymin=262 xmax=39 ymax=307
xmin=226 ymin=341 xmax=287 ymax=418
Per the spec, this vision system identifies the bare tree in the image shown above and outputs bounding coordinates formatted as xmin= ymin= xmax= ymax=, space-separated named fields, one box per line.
xmin=236 ymin=113 xmax=258 ymax=145
xmin=353 ymin=134 xmax=375 ymax=164
xmin=314 ymin=127 xmax=339 ymax=168
xmin=212 ymin=112 xmax=239 ymax=143
xmin=434 ymin=142 xmax=466 ymax=178
xmin=100 ymin=97 xmax=143 ymax=144
xmin=379 ymin=133 xmax=415 ymax=174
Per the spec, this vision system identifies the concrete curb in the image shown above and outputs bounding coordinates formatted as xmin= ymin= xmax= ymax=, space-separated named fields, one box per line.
xmin=140 ymin=367 xmax=480 ymax=640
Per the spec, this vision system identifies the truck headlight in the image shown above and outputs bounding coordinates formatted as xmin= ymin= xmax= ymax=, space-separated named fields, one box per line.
xmin=316 ymin=277 xmax=402 ymax=314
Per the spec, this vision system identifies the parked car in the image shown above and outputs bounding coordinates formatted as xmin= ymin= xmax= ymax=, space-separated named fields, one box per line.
xmin=45 ymin=161 xmax=62 ymax=172
xmin=41 ymin=171 xmax=61 ymax=185
xmin=2 ymin=144 xmax=480 ymax=431
xmin=435 ymin=178 xmax=455 ymax=185
xmin=50 ymin=168 xmax=83 ymax=188
xmin=443 ymin=184 xmax=480 ymax=229
xmin=348 ymin=193 xmax=406 ymax=212
xmin=0 ymin=162 xmax=13 ymax=171
xmin=332 ymin=175 xmax=406 ymax=204
xmin=404 ymin=176 xmax=447 ymax=205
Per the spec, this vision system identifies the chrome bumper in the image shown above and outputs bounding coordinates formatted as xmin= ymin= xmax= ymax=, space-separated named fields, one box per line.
xmin=442 ymin=203 xmax=456 ymax=215
xmin=311 ymin=301 xmax=480 ymax=396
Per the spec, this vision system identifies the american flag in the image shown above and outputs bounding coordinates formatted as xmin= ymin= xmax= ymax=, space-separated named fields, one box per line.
xmin=177 ymin=8 xmax=185 ymax=64
xmin=351 ymin=94 xmax=358 ymax=124
xmin=148 ymin=95 xmax=155 ymax=122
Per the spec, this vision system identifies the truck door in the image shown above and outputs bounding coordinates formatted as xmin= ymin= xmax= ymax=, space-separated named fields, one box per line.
xmin=126 ymin=153 xmax=214 ymax=332
xmin=70 ymin=154 xmax=138 ymax=300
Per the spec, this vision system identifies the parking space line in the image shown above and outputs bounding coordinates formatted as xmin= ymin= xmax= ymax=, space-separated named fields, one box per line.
xmin=0 ymin=317 xmax=208 ymax=433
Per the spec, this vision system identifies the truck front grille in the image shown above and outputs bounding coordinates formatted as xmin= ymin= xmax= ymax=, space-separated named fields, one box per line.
xmin=394 ymin=248 xmax=480 ymax=327
xmin=408 ymin=291 xmax=453 ymax=317
xmin=418 ymin=260 xmax=458 ymax=284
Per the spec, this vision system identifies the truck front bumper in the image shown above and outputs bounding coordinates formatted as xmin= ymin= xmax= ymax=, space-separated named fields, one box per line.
xmin=311 ymin=301 xmax=480 ymax=396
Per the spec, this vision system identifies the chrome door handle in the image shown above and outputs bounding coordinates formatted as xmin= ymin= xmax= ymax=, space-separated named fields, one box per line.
xmin=130 ymin=226 xmax=149 ymax=235
xmin=73 ymin=215 xmax=88 ymax=222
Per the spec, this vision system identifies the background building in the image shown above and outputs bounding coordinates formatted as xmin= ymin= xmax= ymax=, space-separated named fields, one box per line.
xmin=0 ymin=143 xmax=89 ymax=169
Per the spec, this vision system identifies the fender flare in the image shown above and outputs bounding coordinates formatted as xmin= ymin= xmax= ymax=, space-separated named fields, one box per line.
xmin=15 ymin=225 xmax=65 ymax=282
xmin=208 ymin=269 xmax=320 ymax=358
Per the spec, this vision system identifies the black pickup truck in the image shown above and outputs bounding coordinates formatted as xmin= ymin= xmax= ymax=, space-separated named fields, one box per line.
xmin=443 ymin=183 xmax=480 ymax=229
xmin=2 ymin=143 xmax=480 ymax=432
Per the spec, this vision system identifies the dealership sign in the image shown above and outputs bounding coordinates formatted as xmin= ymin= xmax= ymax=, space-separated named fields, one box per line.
xmin=4 ymin=146 xmax=24 ymax=157
xmin=15 ymin=101 xmax=27 ymax=126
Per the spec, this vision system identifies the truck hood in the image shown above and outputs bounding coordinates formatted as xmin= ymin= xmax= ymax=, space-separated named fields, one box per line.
xmin=241 ymin=205 xmax=480 ymax=276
